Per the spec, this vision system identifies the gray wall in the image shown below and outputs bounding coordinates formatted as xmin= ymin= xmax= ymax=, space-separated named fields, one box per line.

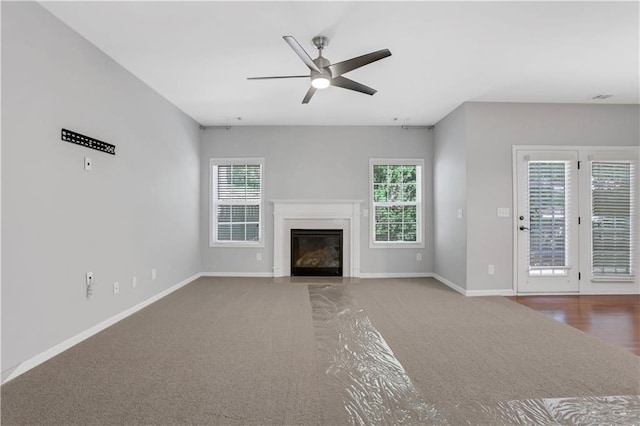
xmin=433 ymin=104 xmax=467 ymax=289
xmin=200 ymin=126 xmax=434 ymax=275
xmin=458 ymin=102 xmax=640 ymax=292
xmin=1 ymin=2 xmax=202 ymax=374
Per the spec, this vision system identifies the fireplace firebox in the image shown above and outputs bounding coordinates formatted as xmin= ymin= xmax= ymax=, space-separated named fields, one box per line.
xmin=291 ymin=229 xmax=343 ymax=276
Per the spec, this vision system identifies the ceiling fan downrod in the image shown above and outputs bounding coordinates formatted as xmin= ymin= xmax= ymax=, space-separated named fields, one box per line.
xmin=312 ymin=35 xmax=329 ymax=57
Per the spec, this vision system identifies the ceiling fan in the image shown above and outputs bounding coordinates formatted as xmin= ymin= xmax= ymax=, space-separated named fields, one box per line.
xmin=248 ymin=36 xmax=392 ymax=104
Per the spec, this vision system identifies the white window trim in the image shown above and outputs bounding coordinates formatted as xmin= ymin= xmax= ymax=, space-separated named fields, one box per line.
xmin=210 ymin=158 xmax=265 ymax=248
xmin=369 ymin=158 xmax=425 ymax=248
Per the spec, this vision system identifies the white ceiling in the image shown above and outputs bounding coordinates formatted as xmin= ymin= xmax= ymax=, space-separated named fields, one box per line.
xmin=41 ymin=1 xmax=639 ymax=127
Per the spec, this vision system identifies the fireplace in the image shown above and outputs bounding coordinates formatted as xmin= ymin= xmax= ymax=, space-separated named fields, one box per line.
xmin=291 ymin=229 xmax=343 ymax=276
xmin=272 ymin=200 xmax=361 ymax=277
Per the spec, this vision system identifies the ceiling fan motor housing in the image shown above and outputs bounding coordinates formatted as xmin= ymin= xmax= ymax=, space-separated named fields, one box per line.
xmin=312 ymin=56 xmax=331 ymax=77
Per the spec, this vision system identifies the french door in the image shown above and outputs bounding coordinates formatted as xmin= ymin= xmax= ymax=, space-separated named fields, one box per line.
xmin=515 ymin=147 xmax=639 ymax=294
xmin=516 ymin=150 xmax=580 ymax=293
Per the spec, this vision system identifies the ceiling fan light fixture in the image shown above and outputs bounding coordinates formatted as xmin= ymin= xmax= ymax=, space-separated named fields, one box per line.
xmin=311 ymin=75 xmax=330 ymax=89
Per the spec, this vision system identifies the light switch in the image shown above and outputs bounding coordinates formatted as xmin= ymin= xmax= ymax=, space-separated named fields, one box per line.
xmin=497 ymin=208 xmax=510 ymax=218
xmin=457 ymin=208 xmax=464 ymax=219
xmin=84 ymin=157 xmax=92 ymax=171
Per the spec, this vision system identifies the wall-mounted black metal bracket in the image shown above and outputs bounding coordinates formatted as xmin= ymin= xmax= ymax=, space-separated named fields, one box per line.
xmin=61 ymin=128 xmax=115 ymax=155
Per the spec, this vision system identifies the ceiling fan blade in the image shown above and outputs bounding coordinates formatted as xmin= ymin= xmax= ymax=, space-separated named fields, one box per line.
xmin=247 ymin=75 xmax=309 ymax=80
xmin=283 ymin=36 xmax=322 ymax=73
xmin=302 ymin=86 xmax=317 ymax=104
xmin=331 ymin=76 xmax=377 ymax=96
xmin=328 ymin=49 xmax=391 ymax=78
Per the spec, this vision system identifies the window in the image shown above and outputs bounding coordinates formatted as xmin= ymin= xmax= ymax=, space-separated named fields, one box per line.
xmin=527 ymin=161 xmax=572 ymax=276
xmin=370 ymin=159 xmax=423 ymax=247
xmin=591 ymin=161 xmax=636 ymax=278
xmin=210 ymin=159 xmax=263 ymax=246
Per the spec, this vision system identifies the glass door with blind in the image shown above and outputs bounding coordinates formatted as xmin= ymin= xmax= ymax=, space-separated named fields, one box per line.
xmin=515 ymin=147 xmax=639 ymax=294
xmin=516 ymin=150 xmax=580 ymax=293
xmin=578 ymin=150 xmax=639 ymax=294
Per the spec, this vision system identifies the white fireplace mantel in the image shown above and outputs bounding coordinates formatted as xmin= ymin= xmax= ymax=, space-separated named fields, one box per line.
xmin=272 ymin=200 xmax=362 ymax=277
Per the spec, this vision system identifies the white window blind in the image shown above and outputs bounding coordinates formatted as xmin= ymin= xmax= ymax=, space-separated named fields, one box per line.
xmin=528 ymin=161 xmax=572 ymax=274
xmin=591 ymin=161 xmax=636 ymax=277
xmin=211 ymin=161 xmax=262 ymax=244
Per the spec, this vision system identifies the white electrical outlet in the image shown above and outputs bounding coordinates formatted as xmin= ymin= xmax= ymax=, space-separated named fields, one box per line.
xmin=86 ymin=272 xmax=95 ymax=287
xmin=151 ymin=269 xmax=157 ymax=280
xmin=256 ymin=253 xmax=262 ymax=261
xmin=84 ymin=157 xmax=92 ymax=171
xmin=416 ymin=253 xmax=422 ymax=261
xmin=488 ymin=265 xmax=495 ymax=275
xmin=113 ymin=282 xmax=120 ymax=295
xmin=457 ymin=208 xmax=464 ymax=219
xmin=132 ymin=276 xmax=137 ymax=288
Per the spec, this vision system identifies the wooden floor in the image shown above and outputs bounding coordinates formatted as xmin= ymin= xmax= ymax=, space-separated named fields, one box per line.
xmin=510 ymin=295 xmax=640 ymax=356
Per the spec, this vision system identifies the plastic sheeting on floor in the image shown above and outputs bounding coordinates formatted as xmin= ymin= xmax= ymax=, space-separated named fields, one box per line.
xmin=438 ymin=395 xmax=640 ymax=425
xmin=308 ymin=284 xmax=640 ymax=425
xmin=308 ymin=284 xmax=445 ymax=424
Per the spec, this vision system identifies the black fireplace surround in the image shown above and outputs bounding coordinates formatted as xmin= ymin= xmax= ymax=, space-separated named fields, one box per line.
xmin=291 ymin=229 xmax=343 ymax=276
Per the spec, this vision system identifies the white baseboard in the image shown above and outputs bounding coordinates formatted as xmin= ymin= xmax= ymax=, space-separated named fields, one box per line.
xmin=432 ymin=274 xmax=466 ymax=295
xmin=2 ymin=272 xmax=202 ymax=385
xmin=203 ymin=272 xmax=433 ymax=279
xmin=431 ymin=274 xmax=515 ymax=296
xmin=466 ymin=288 xmax=515 ymax=297
xmin=359 ymin=272 xmax=434 ymax=279
xmin=200 ymin=272 xmax=274 ymax=278
xmin=204 ymin=272 xmax=434 ymax=279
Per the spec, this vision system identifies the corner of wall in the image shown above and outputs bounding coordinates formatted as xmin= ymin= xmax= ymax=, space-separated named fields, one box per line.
xmin=433 ymin=103 xmax=468 ymax=290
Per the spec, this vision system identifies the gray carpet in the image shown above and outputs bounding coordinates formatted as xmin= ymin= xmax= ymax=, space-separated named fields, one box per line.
xmin=349 ymin=279 xmax=640 ymax=403
xmin=2 ymin=277 xmax=638 ymax=425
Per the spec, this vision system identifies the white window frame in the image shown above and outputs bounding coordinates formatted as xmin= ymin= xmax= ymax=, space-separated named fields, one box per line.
xmin=369 ymin=158 xmax=424 ymax=248
xmin=210 ymin=158 xmax=265 ymax=248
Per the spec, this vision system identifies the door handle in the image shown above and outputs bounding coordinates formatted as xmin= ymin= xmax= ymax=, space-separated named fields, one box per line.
xmin=519 ymin=226 xmax=529 ymax=231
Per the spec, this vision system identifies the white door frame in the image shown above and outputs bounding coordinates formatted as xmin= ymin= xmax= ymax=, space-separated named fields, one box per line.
xmin=512 ymin=145 xmax=640 ymax=295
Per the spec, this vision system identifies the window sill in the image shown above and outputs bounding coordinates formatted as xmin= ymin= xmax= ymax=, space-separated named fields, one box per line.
xmin=370 ymin=241 xmax=425 ymax=249
xmin=210 ymin=241 xmax=264 ymax=248
xmin=590 ymin=276 xmax=636 ymax=282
